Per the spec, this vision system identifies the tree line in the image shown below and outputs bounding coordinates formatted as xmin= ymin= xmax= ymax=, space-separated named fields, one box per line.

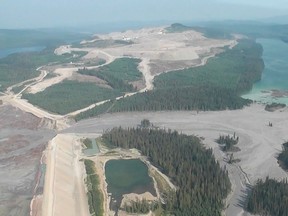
xmin=101 ymin=127 xmax=231 ymax=215
xmin=247 ymin=177 xmax=288 ymax=216
xmin=278 ymin=141 xmax=288 ymax=170
xmin=75 ymin=85 xmax=251 ymax=121
xmin=74 ymin=39 xmax=263 ymax=121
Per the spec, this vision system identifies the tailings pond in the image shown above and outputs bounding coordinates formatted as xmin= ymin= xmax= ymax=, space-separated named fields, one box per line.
xmin=105 ymin=159 xmax=156 ymax=214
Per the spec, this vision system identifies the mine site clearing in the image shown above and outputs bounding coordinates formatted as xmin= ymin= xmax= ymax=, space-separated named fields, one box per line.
xmin=1 ymin=26 xmax=287 ymax=216
xmin=33 ymin=26 xmax=235 ymax=96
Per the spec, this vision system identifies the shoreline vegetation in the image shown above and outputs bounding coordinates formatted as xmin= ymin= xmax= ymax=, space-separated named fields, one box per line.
xmin=75 ymin=39 xmax=264 ymax=121
xmin=101 ymin=127 xmax=231 ymax=215
xmin=84 ymin=159 xmax=104 ymax=216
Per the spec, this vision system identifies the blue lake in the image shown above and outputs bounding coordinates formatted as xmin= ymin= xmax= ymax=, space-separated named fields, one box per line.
xmin=0 ymin=46 xmax=45 ymax=59
xmin=242 ymin=39 xmax=288 ymax=104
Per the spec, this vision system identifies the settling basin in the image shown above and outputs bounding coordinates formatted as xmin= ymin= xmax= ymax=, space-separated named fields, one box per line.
xmin=105 ymin=159 xmax=156 ymax=214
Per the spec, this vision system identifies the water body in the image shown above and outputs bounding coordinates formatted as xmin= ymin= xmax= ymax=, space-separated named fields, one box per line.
xmin=242 ymin=39 xmax=288 ymax=104
xmin=0 ymin=46 xmax=45 ymax=59
xmin=83 ymin=138 xmax=99 ymax=156
xmin=105 ymin=159 xmax=156 ymax=214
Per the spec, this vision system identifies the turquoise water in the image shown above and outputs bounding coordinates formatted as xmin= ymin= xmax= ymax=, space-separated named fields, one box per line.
xmin=0 ymin=46 xmax=45 ymax=59
xmin=242 ymin=39 xmax=288 ymax=104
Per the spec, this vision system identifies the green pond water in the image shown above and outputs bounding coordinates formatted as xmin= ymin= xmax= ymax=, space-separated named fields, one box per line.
xmin=242 ymin=39 xmax=288 ymax=104
xmin=105 ymin=159 xmax=156 ymax=213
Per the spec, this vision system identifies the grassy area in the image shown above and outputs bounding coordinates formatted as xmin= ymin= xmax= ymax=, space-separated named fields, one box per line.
xmin=84 ymin=159 xmax=104 ymax=216
xmin=83 ymin=138 xmax=93 ymax=149
xmin=78 ymin=58 xmax=143 ymax=91
xmin=23 ymin=80 xmax=123 ymax=115
xmin=0 ymin=48 xmax=87 ymax=91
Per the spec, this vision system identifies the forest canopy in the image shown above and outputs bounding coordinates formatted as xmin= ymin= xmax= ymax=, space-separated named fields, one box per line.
xmin=101 ymin=127 xmax=231 ymax=216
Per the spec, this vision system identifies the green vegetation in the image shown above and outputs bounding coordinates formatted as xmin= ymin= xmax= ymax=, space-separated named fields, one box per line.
xmin=154 ymin=39 xmax=264 ymax=93
xmin=216 ymin=134 xmax=239 ymax=152
xmin=102 ymin=127 xmax=231 ymax=216
xmin=23 ymin=80 xmax=123 ymax=114
xmin=247 ymin=177 xmax=288 ymax=216
xmin=265 ymin=103 xmax=286 ymax=112
xmin=78 ymin=58 xmax=142 ymax=91
xmin=140 ymin=119 xmax=151 ymax=128
xmin=123 ymin=199 xmax=160 ymax=214
xmin=84 ymin=159 xmax=104 ymax=216
xmin=83 ymin=138 xmax=93 ymax=149
xmin=0 ymin=48 xmax=87 ymax=91
xmin=165 ymin=23 xmax=232 ymax=39
xmin=75 ymin=86 xmax=251 ymax=121
xmin=74 ymin=39 xmax=262 ymax=121
xmin=278 ymin=142 xmax=288 ymax=170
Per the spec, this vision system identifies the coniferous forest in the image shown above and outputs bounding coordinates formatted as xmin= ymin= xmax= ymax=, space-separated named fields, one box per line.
xmin=278 ymin=142 xmax=288 ymax=170
xmin=247 ymin=177 xmax=288 ymax=216
xmin=102 ymin=127 xmax=231 ymax=216
xmin=75 ymin=39 xmax=263 ymax=121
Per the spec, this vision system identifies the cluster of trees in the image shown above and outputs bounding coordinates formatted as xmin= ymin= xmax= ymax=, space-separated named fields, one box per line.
xmin=154 ymin=39 xmax=264 ymax=94
xmin=278 ymin=142 xmax=288 ymax=170
xmin=165 ymin=23 xmax=232 ymax=39
xmin=216 ymin=134 xmax=239 ymax=152
xmin=75 ymin=39 xmax=263 ymax=121
xmin=83 ymin=138 xmax=93 ymax=149
xmin=102 ymin=127 xmax=231 ymax=215
xmin=0 ymin=47 xmax=87 ymax=91
xmin=247 ymin=177 xmax=288 ymax=216
xmin=75 ymin=85 xmax=251 ymax=121
xmin=84 ymin=159 xmax=103 ymax=216
xmin=122 ymin=199 xmax=159 ymax=214
xmin=78 ymin=58 xmax=142 ymax=92
xmin=265 ymin=103 xmax=286 ymax=112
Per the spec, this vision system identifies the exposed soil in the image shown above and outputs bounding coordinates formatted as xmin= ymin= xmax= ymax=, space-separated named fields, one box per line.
xmin=0 ymin=105 xmax=55 ymax=216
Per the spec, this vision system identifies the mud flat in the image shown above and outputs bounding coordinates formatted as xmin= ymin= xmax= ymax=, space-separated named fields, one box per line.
xmin=64 ymin=103 xmax=288 ymax=216
xmin=0 ymin=105 xmax=55 ymax=216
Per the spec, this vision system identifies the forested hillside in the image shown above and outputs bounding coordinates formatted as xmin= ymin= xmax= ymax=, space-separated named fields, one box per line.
xmin=247 ymin=177 xmax=288 ymax=216
xmin=75 ymin=39 xmax=262 ymax=120
xmin=102 ymin=127 xmax=231 ymax=216
xmin=75 ymin=86 xmax=250 ymax=121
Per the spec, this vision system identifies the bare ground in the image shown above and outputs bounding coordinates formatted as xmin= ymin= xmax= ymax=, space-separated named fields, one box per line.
xmin=0 ymin=105 xmax=55 ymax=216
xmin=64 ymin=103 xmax=288 ymax=216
